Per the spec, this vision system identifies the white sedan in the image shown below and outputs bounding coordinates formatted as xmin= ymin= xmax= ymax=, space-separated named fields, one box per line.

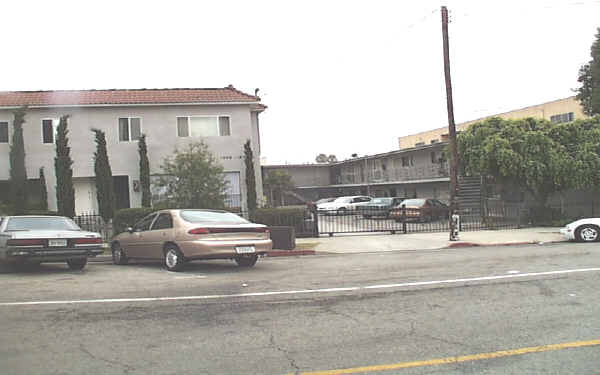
xmin=0 ymin=215 xmax=104 ymax=269
xmin=560 ymin=218 xmax=600 ymax=242
xmin=317 ymin=196 xmax=372 ymax=215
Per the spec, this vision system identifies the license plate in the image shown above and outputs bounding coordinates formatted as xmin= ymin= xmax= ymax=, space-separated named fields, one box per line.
xmin=235 ymin=246 xmax=255 ymax=254
xmin=48 ymin=239 xmax=67 ymax=247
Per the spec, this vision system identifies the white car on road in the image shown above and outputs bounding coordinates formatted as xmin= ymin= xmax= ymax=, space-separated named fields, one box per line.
xmin=317 ymin=196 xmax=372 ymax=215
xmin=560 ymin=218 xmax=600 ymax=242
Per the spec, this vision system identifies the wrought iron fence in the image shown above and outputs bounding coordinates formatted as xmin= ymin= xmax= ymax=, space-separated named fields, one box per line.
xmin=73 ymin=213 xmax=113 ymax=242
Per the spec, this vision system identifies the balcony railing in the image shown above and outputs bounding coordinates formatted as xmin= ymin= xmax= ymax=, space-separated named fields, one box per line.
xmin=338 ymin=163 xmax=449 ymax=185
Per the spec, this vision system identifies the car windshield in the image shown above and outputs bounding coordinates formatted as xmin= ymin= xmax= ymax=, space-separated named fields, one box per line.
xmin=401 ymin=199 xmax=426 ymax=207
xmin=5 ymin=217 xmax=81 ymax=231
xmin=372 ymin=198 xmax=392 ymax=204
xmin=180 ymin=210 xmax=249 ymax=224
xmin=334 ymin=197 xmax=352 ymax=203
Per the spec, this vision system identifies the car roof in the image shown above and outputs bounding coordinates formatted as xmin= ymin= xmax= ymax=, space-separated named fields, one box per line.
xmin=5 ymin=215 xmax=69 ymax=218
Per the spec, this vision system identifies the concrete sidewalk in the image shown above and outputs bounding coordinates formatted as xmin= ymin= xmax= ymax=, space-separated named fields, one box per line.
xmin=295 ymin=227 xmax=567 ymax=254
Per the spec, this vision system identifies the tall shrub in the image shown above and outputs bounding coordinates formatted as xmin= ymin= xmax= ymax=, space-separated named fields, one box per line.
xmin=39 ymin=167 xmax=48 ymax=211
xmin=9 ymin=107 xmax=28 ymax=214
xmin=55 ymin=115 xmax=75 ymax=217
xmin=244 ymin=140 xmax=257 ymax=212
xmin=138 ymin=134 xmax=151 ymax=207
xmin=92 ymin=129 xmax=116 ymax=222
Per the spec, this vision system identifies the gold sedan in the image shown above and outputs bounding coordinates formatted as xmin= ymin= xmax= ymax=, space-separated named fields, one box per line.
xmin=111 ymin=209 xmax=272 ymax=271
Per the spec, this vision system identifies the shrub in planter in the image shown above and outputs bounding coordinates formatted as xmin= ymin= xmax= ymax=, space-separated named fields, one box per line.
xmin=114 ymin=207 xmax=154 ymax=235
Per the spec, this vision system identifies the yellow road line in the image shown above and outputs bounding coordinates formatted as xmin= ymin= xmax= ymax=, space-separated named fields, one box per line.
xmin=294 ymin=339 xmax=600 ymax=375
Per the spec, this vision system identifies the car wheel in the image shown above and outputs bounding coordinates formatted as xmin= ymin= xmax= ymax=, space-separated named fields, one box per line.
xmin=164 ymin=245 xmax=186 ymax=272
xmin=575 ymin=224 xmax=600 ymax=242
xmin=235 ymin=255 xmax=258 ymax=268
xmin=67 ymin=258 xmax=87 ymax=270
xmin=112 ymin=242 xmax=129 ymax=265
xmin=363 ymin=215 xmax=371 ymax=219
xmin=338 ymin=207 xmax=347 ymax=215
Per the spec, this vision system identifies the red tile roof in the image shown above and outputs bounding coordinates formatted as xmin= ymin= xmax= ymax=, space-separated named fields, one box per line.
xmin=0 ymin=85 xmax=262 ymax=107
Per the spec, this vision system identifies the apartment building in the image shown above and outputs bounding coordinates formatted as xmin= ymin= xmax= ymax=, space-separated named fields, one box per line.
xmin=398 ymin=96 xmax=586 ymax=149
xmin=0 ymin=86 xmax=266 ymax=214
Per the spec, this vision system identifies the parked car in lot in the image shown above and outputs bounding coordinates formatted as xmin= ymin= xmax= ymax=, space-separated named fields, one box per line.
xmin=357 ymin=197 xmax=406 ymax=218
xmin=560 ymin=218 xmax=600 ymax=242
xmin=0 ymin=215 xmax=103 ymax=270
xmin=390 ymin=198 xmax=449 ymax=222
xmin=316 ymin=196 xmax=372 ymax=215
xmin=111 ymin=209 xmax=272 ymax=271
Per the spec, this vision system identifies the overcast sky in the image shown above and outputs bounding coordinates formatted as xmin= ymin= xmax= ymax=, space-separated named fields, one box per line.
xmin=2 ymin=0 xmax=599 ymax=164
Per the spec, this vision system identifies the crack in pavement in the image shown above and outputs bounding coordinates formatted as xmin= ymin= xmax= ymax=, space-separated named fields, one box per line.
xmin=78 ymin=344 xmax=136 ymax=374
xmin=270 ymin=334 xmax=301 ymax=374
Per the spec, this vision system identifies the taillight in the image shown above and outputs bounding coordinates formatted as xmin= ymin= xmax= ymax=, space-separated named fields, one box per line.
xmin=188 ymin=228 xmax=210 ymax=235
xmin=73 ymin=238 xmax=103 ymax=244
xmin=7 ymin=239 xmax=45 ymax=246
xmin=188 ymin=227 xmax=269 ymax=234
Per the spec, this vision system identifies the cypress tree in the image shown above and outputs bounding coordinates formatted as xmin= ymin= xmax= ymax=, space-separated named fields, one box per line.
xmin=55 ymin=115 xmax=75 ymax=217
xmin=92 ymin=129 xmax=116 ymax=222
xmin=9 ymin=107 xmax=28 ymax=214
xmin=39 ymin=167 xmax=48 ymax=211
xmin=138 ymin=134 xmax=151 ymax=207
xmin=244 ymin=140 xmax=257 ymax=212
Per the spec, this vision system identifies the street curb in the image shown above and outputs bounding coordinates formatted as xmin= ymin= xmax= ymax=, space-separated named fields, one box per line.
xmin=89 ymin=249 xmax=316 ymax=263
xmin=445 ymin=240 xmax=566 ymax=248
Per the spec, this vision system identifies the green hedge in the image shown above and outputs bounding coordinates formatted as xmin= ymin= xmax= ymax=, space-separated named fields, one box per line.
xmin=251 ymin=207 xmax=314 ymax=236
xmin=113 ymin=207 xmax=155 ymax=235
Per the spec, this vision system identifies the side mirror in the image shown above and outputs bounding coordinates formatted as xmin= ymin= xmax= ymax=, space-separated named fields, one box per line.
xmin=127 ymin=227 xmax=134 ymax=233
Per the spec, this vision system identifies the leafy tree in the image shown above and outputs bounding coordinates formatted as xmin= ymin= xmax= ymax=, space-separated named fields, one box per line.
xmin=55 ymin=115 xmax=75 ymax=217
xmin=244 ymin=140 xmax=257 ymax=212
xmin=327 ymin=155 xmax=338 ymax=163
xmin=92 ymin=129 xmax=116 ymax=222
xmin=315 ymin=153 xmax=328 ymax=163
xmin=138 ymin=134 xmax=151 ymax=207
xmin=457 ymin=117 xmax=574 ymax=209
xmin=577 ymin=27 xmax=600 ymax=116
xmin=39 ymin=167 xmax=48 ymax=211
xmin=157 ymin=142 xmax=227 ymax=209
xmin=263 ymin=170 xmax=294 ymax=207
xmin=9 ymin=107 xmax=28 ymax=214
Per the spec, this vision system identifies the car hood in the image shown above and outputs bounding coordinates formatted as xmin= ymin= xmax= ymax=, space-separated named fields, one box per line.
xmin=7 ymin=230 xmax=101 ymax=239
xmin=566 ymin=218 xmax=600 ymax=228
xmin=317 ymin=202 xmax=345 ymax=209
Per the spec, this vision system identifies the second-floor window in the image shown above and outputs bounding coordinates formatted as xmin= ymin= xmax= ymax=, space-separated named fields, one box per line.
xmin=176 ymin=116 xmax=231 ymax=138
xmin=401 ymin=156 xmax=414 ymax=167
xmin=118 ymin=117 xmax=142 ymax=142
xmin=550 ymin=112 xmax=574 ymax=124
xmin=0 ymin=122 xmax=8 ymax=143
xmin=42 ymin=119 xmax=60 ymax=144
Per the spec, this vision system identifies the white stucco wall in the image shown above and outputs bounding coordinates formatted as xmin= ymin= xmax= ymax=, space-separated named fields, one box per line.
xmin=0 ymin=104 xmax=264 ymax=213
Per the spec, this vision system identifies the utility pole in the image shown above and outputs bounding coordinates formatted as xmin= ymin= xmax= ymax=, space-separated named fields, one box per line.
xmin=441 ymin=6 xmax=459 ymax=241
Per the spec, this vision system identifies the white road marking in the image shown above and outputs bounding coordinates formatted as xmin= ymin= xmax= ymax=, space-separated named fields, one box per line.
xmin=173 ymin=275 xmax=207 ymax=279
xmin=1 ymin=267 xmax=598 ymax=307
xmin=507 ymin=270 xmax=520 ymax=274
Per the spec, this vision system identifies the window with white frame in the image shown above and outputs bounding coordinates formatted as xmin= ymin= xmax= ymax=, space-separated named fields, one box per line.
xmin=118 ymin=117 xmax=142 ymax=142
xmin=42 ymin=119 xmax=60 ymax=144
xmin=0 ymin=122 xmax=8 ymax=143
xmin=176 ymin=116 xmax=231 ymax=138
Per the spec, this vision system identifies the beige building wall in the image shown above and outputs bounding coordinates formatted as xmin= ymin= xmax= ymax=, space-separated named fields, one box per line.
xmin=398 ymin=96 xmax=586 ymax=149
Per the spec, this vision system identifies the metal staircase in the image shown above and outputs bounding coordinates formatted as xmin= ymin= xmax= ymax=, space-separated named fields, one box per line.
xmin=457 ymin=176 xmax=482 ymax=216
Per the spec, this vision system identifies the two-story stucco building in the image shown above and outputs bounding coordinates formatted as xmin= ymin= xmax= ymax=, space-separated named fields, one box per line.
xmin=0 ymin=86 xmax=266 ymax=214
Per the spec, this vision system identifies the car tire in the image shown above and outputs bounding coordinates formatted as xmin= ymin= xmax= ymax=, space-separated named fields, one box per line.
xmin=67 ymin=258 xmax=87 ymax=270
xmin=235 ymin=255 xmax=258 ymax=268
xmin=112 ymin=242 xmax=129 ymax=265
xmin=338 ymin=207 xmax=347 ymax=215
xmin=164 ymin=244 xmax=186 ymax=272
xmin=575 ymin=224 xmax=600 ymax=242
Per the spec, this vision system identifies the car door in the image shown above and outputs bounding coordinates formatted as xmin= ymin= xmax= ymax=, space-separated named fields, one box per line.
xmin=125 ymin=213 xmax=157 ymax=258
xmin=144 ymin=213 xmax=175 ymax=259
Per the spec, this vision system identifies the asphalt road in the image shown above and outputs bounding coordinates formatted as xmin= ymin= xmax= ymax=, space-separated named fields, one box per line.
xmin=1 ymin=242 xmax=599 ymax=374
